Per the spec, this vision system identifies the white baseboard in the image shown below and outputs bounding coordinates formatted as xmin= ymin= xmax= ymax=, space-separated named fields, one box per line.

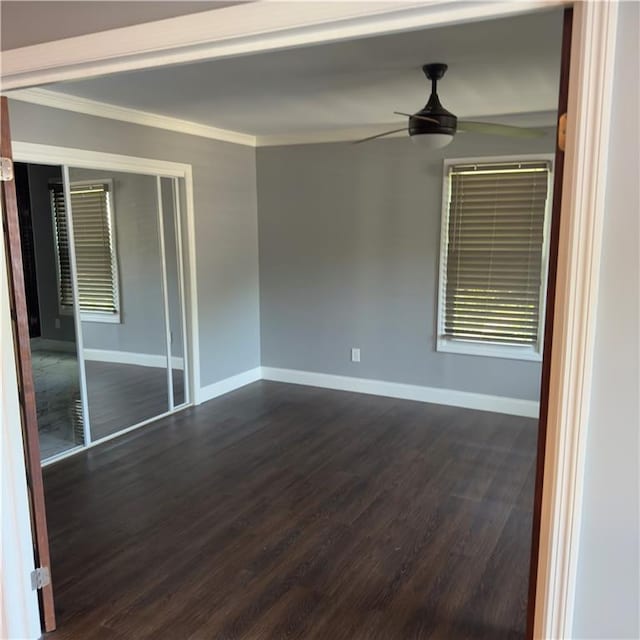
xmin=83 ymin=348 xmax=184 ymax=370
xmin=260 ymin=367 xmax=540 ymax=418
xmin=197 ymin=367 xmax=262 ymax=404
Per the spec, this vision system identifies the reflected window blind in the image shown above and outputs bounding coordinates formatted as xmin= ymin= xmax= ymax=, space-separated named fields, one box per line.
xmin=442 ymin=160 xmax=551 ymax=346
xmin=50 ymin=186 xmax=73 ymax=308
xmin=50 ymin=183 xmax=119 ymax=316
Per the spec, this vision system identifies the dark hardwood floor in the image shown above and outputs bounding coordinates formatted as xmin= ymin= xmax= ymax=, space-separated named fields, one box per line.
xmin=85 ymin=361 xmax=185 ymax=441
xmin=43 ymin=381 xmax=537 ymax=640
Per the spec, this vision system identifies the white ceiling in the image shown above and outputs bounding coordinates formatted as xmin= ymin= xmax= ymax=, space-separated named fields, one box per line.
xmin=45 ymin=7 xmax=563 ymax=138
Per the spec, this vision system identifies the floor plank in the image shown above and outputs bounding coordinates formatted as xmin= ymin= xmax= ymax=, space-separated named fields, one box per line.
xmin=43 ymin=381 xmax=537 ymax=640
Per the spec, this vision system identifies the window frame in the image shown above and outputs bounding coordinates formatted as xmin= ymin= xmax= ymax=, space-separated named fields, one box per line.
xmin=436 ymin=153 xmax=555 ymax=362
xmin=51 ymin=177 xmax=122 ymax=324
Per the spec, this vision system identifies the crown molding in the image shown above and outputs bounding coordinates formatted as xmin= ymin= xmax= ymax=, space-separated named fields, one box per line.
xmin=6 ymin=88 xmax=257 ymax=147
xmin=6 ymin=88 xmax=557 ymax=149
xmin=9 ymin=87 xmax=393 ymax=147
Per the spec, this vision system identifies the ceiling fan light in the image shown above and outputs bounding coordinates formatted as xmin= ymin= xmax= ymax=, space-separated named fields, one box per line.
xmin=410 ymin=132 xmax=454 ymax=149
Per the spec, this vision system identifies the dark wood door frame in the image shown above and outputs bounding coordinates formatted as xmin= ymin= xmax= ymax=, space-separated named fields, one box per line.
xmin=1 ymin=96 xmax=56 ymax=632
xmin=526 ymin=7 xmax=573 ymax=639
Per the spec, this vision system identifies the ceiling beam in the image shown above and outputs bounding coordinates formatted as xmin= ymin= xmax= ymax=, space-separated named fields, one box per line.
xmin=0 ymin=0 xmax=568 ymax=91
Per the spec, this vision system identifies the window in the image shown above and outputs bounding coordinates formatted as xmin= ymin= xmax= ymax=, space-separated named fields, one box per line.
xmin=437 ymin=156 xmax=553 ymax=360
xmin=50 ymin=180 xmax=120 ymax=323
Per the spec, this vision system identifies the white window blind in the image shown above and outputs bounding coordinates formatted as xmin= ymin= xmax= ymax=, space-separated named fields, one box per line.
xmin=439 ymin=159 xmax=551 ymax=354
xmin=50 ymin=182 xmax=120 ymax=320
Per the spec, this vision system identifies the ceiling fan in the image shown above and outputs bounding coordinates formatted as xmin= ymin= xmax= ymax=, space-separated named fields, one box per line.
xmin=355 ymin=63 xmax=546 ymax=147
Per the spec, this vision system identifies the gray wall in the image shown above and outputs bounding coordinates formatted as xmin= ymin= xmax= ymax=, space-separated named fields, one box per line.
xmin=573 ymin=2 xmax=640 ymax=637
xmin=9 ymin=100 xmax=261 ymax=387
xmin=68 ymin=168 xmax=167 ymax=357
xmin=26 ymin=163 xmax=76 ymax=343
xmin=257 ymin=132 xmax=555 ymax=401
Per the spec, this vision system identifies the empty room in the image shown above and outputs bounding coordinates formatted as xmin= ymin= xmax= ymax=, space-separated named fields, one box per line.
xmin=2 ymin=3 xmax=638 ymax=640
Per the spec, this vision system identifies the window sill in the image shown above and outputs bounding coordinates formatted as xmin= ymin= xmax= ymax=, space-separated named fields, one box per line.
xmin=59 ymin=306 xmax=121 ymax=323
xmin=80 ymin=311 xmax=121 ymax=324
xmin=437 ymin=337 xmax=542 ymax=362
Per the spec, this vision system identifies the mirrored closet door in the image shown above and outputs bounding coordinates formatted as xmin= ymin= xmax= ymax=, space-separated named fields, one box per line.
xmin=59 ymin=168 xmax=189 ymax=447
xmin=12 ymin=155 xmax=191 ymax=463
xmin=160 ymin=177 xmax=188 ymax=408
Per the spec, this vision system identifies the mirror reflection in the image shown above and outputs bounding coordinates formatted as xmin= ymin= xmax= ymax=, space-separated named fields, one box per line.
xmin=67 ymin=168 xmax=169 ymax=440
xmin=14 ymin=162 xmax=85 ymax=460
xmin=160 ymin=177 xmax=187 ymax=407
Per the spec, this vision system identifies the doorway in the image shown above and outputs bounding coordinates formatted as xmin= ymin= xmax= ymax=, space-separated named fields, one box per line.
xmin=1 ymin=2 xmax=620 ymax=628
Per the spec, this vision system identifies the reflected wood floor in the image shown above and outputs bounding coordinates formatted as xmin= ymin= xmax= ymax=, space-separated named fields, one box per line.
xmin=43 ymin=381 xmax=537 ymax=640
xmin=31 ymin=350 xmax=186 ymax=459
xmin=85 ymin=361 xmax=185 ymax=441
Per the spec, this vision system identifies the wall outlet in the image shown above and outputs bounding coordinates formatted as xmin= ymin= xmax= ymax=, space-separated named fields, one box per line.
xmin=351 ymin=348 xmax=361 ymax=363
xmin=55 ymin=318 xmax=61 ymax=329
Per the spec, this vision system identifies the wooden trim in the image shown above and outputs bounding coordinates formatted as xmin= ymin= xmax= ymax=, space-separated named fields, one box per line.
xmin=0 ymin=96 xmax=56 ymax=631
xmin=533 ymin=2 xmax=619 ymax=637
xmin=527 ymin=7 xmax=573 ymax=639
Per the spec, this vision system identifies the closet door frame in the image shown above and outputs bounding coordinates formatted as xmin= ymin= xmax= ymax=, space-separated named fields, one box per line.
xmin=158 ymin=176 xmax=191 ymax=409
xmin=12 ymin=141 xmax=200 ymax=464
xmin=155 ymin=176 xmax=174 ymax=411
xmin=171 ymin=177 xmax=190 ymax=406
xmin=61 ymin=166 xmax=92 ymax=449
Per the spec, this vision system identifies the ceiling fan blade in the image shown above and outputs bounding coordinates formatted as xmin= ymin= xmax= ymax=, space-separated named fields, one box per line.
xmin=393 ymin=111 xmax=439 ymax=124
xmin=353 ymin=128 xmax=407 ymax=144
xmin=457 ymin=120 xmax=547 ymax=138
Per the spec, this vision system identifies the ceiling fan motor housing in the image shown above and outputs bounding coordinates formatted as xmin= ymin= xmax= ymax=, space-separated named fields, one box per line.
xmin=409 ymin=63 xmax=458 ymax=138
